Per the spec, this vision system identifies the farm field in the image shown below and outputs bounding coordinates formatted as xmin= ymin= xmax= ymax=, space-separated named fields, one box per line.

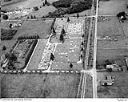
xmin=97 ymin=16 xmax=126 ymax=41
xmin=96 ymin=39 xmax=128 ymax=98
xmin=97 ymin=72 xmax=128 ymax=98
xmin=1 ymin=19 xmax=54 ymax=40
xmin=96 ymin=13 xmax=128 ymax=98
xmin=0 ymin=73 xmax=80 ymax=98
xmin=97 ymin=39 xmax=128 ymax=67
xmin=98 ymin=0 xmax=128 ymax=16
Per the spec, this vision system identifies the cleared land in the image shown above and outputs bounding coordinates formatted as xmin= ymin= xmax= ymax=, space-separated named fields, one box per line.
xmin=1 ymin=73 xmax=80 ymax=98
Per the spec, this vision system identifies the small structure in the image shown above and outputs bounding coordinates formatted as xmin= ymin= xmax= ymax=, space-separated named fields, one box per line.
xmin=106 ymin=64 xmax=122 ymax=72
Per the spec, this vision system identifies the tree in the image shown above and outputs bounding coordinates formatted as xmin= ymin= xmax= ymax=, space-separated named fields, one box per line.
xmin=117 ymin=11 xmax=127 ymax=21
xmin=107 ymin=68 xmax=112 ymax=72
xmin=69 ymin=63 xmax=73 ymax=68
xmin=31 ymin=15 xmax=33 ymax=19
xmin=2 ymin=46 xmax=6 ymax=51
xmin=5 ymin=52 xmax=17 ymax=62
xmin=77 ymin=13 xmax=79 ymax=18
xmin=104 ymin=59 xmax=112 ymax=67
xmin=61 ymin=28 xmax=66 ymax=36
xmin=82 ymin=34 xmax=84 ymax=38
xmin=43 ymin=2 xmax=45 ymax=6
xmin=50 ymin=53 xmax=55 ymax=61
xmin=33 ymin=6 xmax=39 ymax=11
xmin=27 ymin=16 xmax=29 ymax=19
xmin=3 ymin=14 xmax=8 ymax=20
xmin=33 ymin=15 xmax=36 ymax=19
xmin=67 ymin=17 xmax=70 ymax=22
xmin=59 ymin=34 xmax=64 ymax=43
xmin=9 ymin=23 xmax=12 ymax=29
xmin=52 ymin=27 xmax=56 ymax=35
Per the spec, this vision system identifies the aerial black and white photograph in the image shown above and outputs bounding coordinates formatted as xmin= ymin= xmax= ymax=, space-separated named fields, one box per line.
xmin=0 ymin=0 xmax=128 ymax=100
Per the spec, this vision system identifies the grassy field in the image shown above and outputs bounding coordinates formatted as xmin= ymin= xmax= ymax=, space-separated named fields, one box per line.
xmin=98 ymin=0 xmax=128 ymax=15
xmin=97 ymin=39 xmax=128 ymax=65
xmin=84 ymin=74 xmax=93 ymax=98
xmin=97 ymin=72 xmax=128 ymax=98
xmin=1 ymin=19 xmax=54 ymax=39
xmin=2 ymin=0 xmax=58 ymax=19
xmin=120 ymin=20 xmax=128 ymax=37
xmin=97 ymin=16 xmax=125 ymax=40
xmin=1 ymin=73 xmax=80 ymax=98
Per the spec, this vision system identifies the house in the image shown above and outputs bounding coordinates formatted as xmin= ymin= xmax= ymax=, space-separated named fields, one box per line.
xmin=106 ymin=64 xmax=122 ymax=71
xmin=100 ymin=75 xmax=115 ymax=86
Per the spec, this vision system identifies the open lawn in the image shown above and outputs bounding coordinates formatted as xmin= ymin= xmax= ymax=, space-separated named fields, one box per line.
xmin=84 ymin=74 xmax=93 ymax=98
xmin=25 ymin=39 xmax=47 ymax=70
xmin=1 ymin=19 xmax=54 ymax=39
xmin=97 ymin=72 xmax=128 ymax=98
xmin=1 ymin=73 xmax=80 ymax=98
xmin=14 ymin=19 xmax=53 ymax=39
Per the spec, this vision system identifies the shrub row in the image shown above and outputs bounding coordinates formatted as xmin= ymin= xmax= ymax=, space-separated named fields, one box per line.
xmin=1 ymin=28 xmax=17 ymax=40
xmin=24 ymin=39 xmax=38 ymax=68
xmin=17 ymin=35 xmax=40 ymax=40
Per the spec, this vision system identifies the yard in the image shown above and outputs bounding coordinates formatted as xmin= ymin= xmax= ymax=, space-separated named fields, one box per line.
xmin=1 ymin=73 xmax=80 ymax=98
xmin=0 ymin=40 xmax=16 ymax=60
